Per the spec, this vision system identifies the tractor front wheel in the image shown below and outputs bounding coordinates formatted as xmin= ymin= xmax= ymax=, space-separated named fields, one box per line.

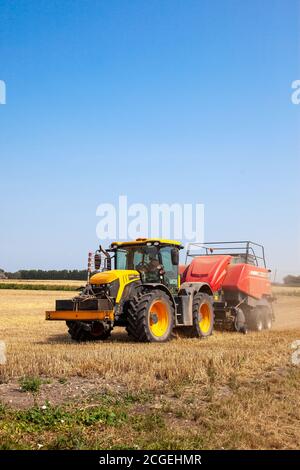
xmin=126 ymin=290 xmax=174 ymax=342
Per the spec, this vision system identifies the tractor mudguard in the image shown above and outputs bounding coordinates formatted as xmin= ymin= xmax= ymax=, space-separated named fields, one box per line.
xmin=177 ymin=282 xmax=213 ymax=326
xmin=142 ymin=283 xmax=177 ymax=311
xmin=179 ymin=282 xmax=213 ymax=297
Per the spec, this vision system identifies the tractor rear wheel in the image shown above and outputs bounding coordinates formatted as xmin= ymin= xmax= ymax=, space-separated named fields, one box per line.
xmin=66 ymin=321 xmax=113 ymax=342
xmin=190 ymin=292 xmax=214 ymax=338
xmin=126 ymin=290 xmax=174 ymax=342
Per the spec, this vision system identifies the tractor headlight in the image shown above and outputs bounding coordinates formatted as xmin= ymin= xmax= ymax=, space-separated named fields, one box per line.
xmin=91 ymin=279 xmax=120 ymax=299
xmin=105 ymin=279 xmax=120 ymax=298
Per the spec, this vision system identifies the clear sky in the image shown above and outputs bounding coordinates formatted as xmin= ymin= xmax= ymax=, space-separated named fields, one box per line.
xmin=0 ymin=0 xmax=299 ymax=280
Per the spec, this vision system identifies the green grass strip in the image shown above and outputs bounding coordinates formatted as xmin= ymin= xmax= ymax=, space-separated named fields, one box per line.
xmin=0 ymin=283 xmax=80 ymax=291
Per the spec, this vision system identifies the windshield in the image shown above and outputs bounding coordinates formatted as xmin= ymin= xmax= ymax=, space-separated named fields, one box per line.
xmin=116 ymin=245 xmax=159 ymax=271
xmin=115 ymin=244 xmax=178 ymax=290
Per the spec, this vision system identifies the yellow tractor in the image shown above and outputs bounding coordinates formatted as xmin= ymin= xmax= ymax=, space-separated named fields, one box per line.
xmin=46 ymin=238 xmax=214 ymax=342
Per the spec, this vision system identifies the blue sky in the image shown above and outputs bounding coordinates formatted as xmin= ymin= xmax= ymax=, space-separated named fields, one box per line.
xmin=0 ymin=0 xmax=299 ymax=280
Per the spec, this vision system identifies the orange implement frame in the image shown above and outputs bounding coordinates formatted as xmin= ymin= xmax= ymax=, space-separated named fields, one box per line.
xmin=45 ymin=310 xmax=114 ymax=321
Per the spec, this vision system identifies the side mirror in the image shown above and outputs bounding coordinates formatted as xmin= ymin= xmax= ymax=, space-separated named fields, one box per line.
xmin=94 ymin=252 xmax=102 ymax=270
xmin=171 ymin=248 xmax=179 ymax=266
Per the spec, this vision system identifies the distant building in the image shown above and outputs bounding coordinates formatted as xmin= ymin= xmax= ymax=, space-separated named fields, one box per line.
xmin=0 ymin=270 xmax=7 ymax=280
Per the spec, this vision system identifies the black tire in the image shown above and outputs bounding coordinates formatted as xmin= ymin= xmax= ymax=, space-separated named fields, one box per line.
xmin=125 ymin=292 xmax=143 ymax=338
xmin=234 ymin=308 xmax=247 ymax=333
xmin=190 ymin=292 xmax=214 ymax=338
xmin=126 ymin=290 xmax=174 ymax=342
xmin=246 ymin=308 xmax=264 ymax=332
xmin=66 ymin=321 xmax=113 ymax=342
xmin=261 ymin=306 xmax=273 ymax=330
xmin=264 ymin=313 xmax=272 ymax=330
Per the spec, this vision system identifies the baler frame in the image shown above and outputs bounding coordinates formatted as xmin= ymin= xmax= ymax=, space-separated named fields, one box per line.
xmin=186 ymin=241 xmax=267 ymax=268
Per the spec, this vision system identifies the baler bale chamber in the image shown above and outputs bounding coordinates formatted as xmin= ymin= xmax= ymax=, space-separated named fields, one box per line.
xmin=181 ymin=241 xmax=275 ymax=333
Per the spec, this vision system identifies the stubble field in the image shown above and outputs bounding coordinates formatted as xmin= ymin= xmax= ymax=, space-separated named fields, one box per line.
xmin=0 ymin=285 xmax=299 ymax=450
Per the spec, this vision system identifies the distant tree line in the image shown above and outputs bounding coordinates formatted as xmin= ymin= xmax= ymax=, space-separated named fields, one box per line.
xmin=283 ymin=275 xmax=300 ymax=286
xmin=2 ymin=269 xmax=88 ymax=280
xmin=0 ymin=269 xmax=7 ymax=279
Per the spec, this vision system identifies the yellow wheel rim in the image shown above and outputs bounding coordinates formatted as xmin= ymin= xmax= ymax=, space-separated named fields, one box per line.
xmin=199 ymin=302 xmax=212 ymax=334
xmin=149 ymin=300 xmax=169 ymax=337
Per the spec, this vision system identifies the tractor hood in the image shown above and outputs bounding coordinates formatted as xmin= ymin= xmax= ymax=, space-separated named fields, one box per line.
xmin=89 ymin=270 xmax=141 ymax=304
xmin=90 ymin=270 xmax=140 ymax=285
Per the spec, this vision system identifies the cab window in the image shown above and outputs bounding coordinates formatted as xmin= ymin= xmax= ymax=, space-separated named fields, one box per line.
xmin=159 ymin=246 xmax=178 ymax=290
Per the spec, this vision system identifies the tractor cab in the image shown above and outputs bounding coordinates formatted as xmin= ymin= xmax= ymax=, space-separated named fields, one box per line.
xmin=109 ymin=239 xmax=182 ymax=292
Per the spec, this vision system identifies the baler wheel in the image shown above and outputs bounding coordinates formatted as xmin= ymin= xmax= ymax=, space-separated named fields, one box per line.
xmin=264 ymin=313 xmax=273 ymax=330
xmin=234 ymin=308 xmax=247 ymax=333
xmin=246 ymin=309 xmax=264 ymax=332
xmin=261 ymin=306 xmax=273 ymax=330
